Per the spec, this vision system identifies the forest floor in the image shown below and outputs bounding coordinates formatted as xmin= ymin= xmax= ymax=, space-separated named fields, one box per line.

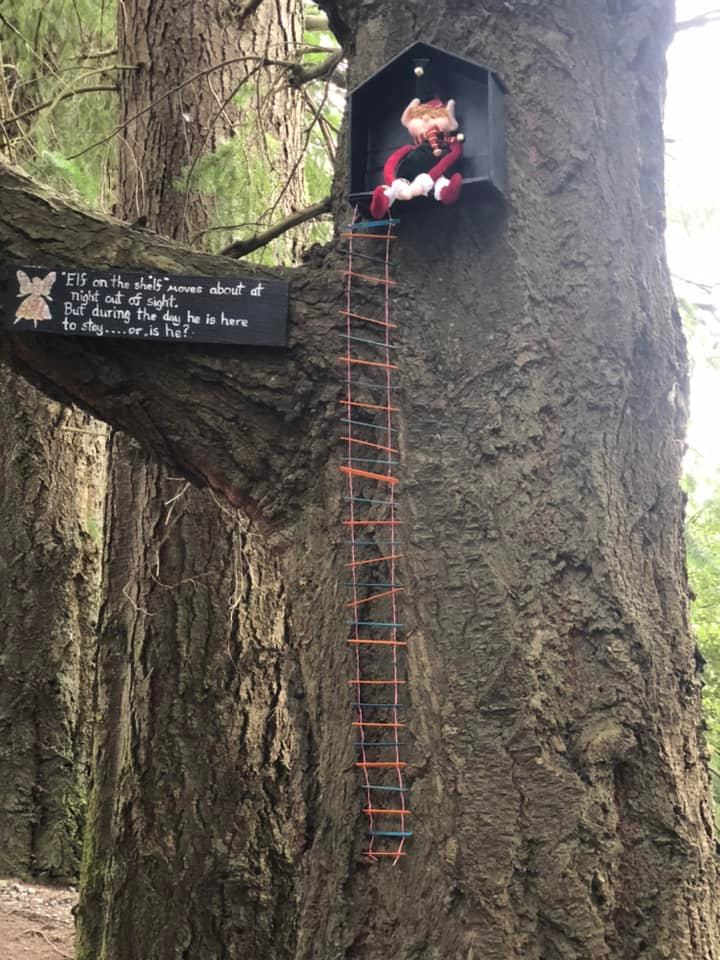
xmin=0 ymin=878 xmax=76 ymax=960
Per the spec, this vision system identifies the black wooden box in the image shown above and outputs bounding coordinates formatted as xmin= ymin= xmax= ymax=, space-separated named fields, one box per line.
xmin=348 ymin=42 xmax=506 ymax=207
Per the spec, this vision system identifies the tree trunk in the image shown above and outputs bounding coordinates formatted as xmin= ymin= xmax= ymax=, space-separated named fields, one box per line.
xmin=2 ymin=0 xmax=719 ymax=955
xmin=77 ymin=0 xmax=311 ymax=956
xmin=118 ymin=0 xmax=307 ymax=250
xmin=0 ymin=367 xmax=105 ymax=880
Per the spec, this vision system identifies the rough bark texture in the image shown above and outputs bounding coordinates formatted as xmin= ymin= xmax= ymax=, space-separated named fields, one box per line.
xmin=0 ymin=368 xmax=105 ymax=880
xmin=77 ymin=2 xmax=314 ymax=957
xmin=1 ymin=0 xmax=719 ymax=955
xmin=118 ymin=0 xmax=307 ymax=248
xmin=76 ymin=435 xmax=306 ymax=959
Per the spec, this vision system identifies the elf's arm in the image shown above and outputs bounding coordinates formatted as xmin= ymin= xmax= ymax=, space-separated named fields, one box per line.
xmin=428 ymin=140 xmax=463 ymax=181
xmin=383 ymin=144 xmax=415 ymax=185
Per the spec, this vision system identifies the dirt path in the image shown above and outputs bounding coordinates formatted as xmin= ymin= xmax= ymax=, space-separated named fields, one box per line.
xmin=0 ymin=878 xmax=76 ymax=960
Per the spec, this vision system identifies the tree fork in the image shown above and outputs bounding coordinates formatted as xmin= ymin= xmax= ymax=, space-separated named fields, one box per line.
xmin=0 ymin=162 xmax=337 ymax=525
xmin=2 ymin=0 xmax=720 ymax=955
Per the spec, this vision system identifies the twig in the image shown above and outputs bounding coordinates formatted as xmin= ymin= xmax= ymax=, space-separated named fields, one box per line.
xmin=179 ymin=64 xmax=264 ymax=235
xmin=73 ymin=47 xmax=118 ymax=60
xmin=21 ymin=929 xmax=72 ymax=959
xmin=672 ymin=273 xmax=720 ymax=294
xmin=2 ymin=84 xmax=118 ymax=125
xmin=289 ymin=49 xmax=344 ymax=87
xmin=65 ymin=54 xmax=299 ymax=160
xmin=676 ymin=9 xmax=720 ymax=31
xmin=263 ymin=72 xmax=332 ymax=224
xmin=220 ymin=197 xmax=332 ymax=257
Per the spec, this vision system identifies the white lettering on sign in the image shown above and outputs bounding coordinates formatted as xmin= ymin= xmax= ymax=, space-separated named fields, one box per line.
xmin=6 ymin=267 xmax=286 ymax=346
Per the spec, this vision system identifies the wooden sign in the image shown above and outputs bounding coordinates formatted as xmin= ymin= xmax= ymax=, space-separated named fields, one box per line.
xmin=0 ymin=266 xmax=289 ymax=346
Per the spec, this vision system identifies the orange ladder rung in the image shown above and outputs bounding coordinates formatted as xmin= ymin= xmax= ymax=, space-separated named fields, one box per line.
xmin=340 ymin=310 xmax=397 ymax=330
xmin=341 ymin=399 xmax=400 ymax=412
xmin=356 ymin=761 xmax=407 ymax=768
xmin=346 ymin=588 xmax=404 ymax=608
xmin=347 ymin=639 xmax=406 ymax=646
xmin=340 ymin=466 xmax=398 ymax=485
xmin=353 ymin=721 xmax=405 ymax=728
xmin=338 ymin=355 xmax=398 ymax=370
xmin=345 ymin=554 xmax=403 ymax=568
xmin=341 ymin=437 xmax=399 ymax=453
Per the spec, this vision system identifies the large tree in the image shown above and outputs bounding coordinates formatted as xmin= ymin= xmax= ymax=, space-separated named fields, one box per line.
xmin=2 ymin=0 xmax=719 ymax=957
xmin=0 ymin=7 xmax=109 ymax=880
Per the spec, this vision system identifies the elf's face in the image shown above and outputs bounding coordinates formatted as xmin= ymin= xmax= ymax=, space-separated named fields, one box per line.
xmin=402 ymin=101 xmax=458 ymax=139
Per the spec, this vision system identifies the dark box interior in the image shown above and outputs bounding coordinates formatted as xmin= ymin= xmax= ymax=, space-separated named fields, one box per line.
xmin=349 ymin=42 xmax=506 ymax=208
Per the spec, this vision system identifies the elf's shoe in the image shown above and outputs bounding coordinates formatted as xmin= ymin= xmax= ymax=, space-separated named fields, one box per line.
xmin=370 ymin=185 xmax=390 ymax=220
xmin=437 ymin=172 xmax=462 ymax=205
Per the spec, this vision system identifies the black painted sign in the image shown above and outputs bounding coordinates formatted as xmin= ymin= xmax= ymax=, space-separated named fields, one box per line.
xmin=1 ymin=266 xmax=289 ymax=346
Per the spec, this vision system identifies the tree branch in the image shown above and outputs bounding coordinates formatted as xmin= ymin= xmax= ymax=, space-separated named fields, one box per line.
xmin=289 ymin=49 xmax=344 ymax=87
xmin=0 ymin=163 xmax=337 ymax=524
xmin=65 ymin=54 xmax=310 ymax=161
xmin=675 ymin=9 xmax=720 ymax=31
xmin=2 ymin=84 xmax=118 ymax=126
xmin=219 ymin=197 xmax=332 ymax=257
xmin=304 ymin=13 xmax=330 ymax=31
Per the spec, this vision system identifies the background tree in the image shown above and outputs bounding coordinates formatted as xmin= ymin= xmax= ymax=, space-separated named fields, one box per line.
xmin=0 ymin=0 xmax=110 ymax=881
xmin=1 ymin=0 xmax=719 ymax=957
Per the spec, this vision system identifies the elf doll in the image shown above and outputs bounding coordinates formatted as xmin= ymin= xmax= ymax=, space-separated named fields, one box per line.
xmin=370 ymin=62 xmax=464 ymax=219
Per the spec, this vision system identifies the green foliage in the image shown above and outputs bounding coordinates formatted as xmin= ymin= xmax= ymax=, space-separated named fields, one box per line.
xmin=1 ymin=0 xmax=118 ymax=210
xmin=2 ymin=0 xmax=339 ymax=259
xmin=682 ymin=295 xmax=720 ymax=808
xmin=685 ymin=472 xmax=720 ymax=808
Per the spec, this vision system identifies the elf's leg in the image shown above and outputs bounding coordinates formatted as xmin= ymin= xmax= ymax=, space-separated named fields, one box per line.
xmin=433 ymin=172 xmax=463 ymax=205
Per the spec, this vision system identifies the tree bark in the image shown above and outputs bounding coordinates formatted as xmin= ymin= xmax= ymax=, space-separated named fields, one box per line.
xmin=0 ymin=367 xmax=105 ymax=880
xmin=118 ymin=0 xmax=307 ymax=250
xmin=2 ymin=0 xmax=719 ymax=955
xmin=77 ymin=2 xmax=314 ymax=957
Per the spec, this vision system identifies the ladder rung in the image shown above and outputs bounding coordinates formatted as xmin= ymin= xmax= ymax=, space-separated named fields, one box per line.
xmin=339 ymin=310 xmax=397 ymax=329
xmin=367 ymin=830 xmax=413 ymax=837
xmin=345 ymin=554 xmax=403 ymax=568
xmin=347 ymin=639 xmax=407 ymax=646
xmin=347 ymin=621 xmax=403 ymax=627
xmin=341 ymin=437 xmax=399 ymax=452
xmin=363 ymin=809 xmax=410 ymax=815
xmin=356 ymin=762 xmax=407 ymax=768
xmin=353 ymin=721 xmax=405 ymax=727
xmin=346 ymin=587 xmax=404 ymax=606
xmin=344 ymin=520 xmax=401 ymax=527
xmin=367 ymin=785 xmax=409 ymax=792
xmin=340 ymin=466 xmax=398 ymax=485
xmin=342 ymin=235 xmax=398 ymax=242
xmin=338 ymin=355 xmax=398 ymax=370
xmin=357 ymin=703 xmax=406 ymax=709
xmin=348 ymin=680 xmax=407 ymax=685
xmin=346 ymin=218 xmax=400 ymax=229
xmin=341 ymin=400 xmax=399 ymax=412
xmin=340 ymin=335 xmax=398 ymax=350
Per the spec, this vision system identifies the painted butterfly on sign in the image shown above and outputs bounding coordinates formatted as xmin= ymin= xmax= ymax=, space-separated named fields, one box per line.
xmin=15 ymin=270 xmax=57 ymax=328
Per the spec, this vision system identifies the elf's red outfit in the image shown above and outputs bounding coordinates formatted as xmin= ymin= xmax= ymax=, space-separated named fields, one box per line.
xmin=370 ymin=98 xmax=463 ymax=219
